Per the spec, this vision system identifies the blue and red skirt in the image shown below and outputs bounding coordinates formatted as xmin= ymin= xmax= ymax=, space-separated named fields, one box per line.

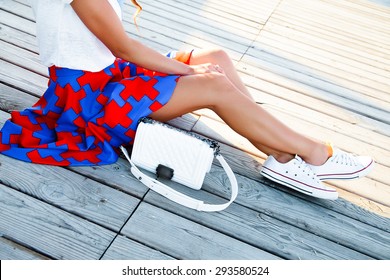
xmin=0 ymin=51 xmax=192 ymax=166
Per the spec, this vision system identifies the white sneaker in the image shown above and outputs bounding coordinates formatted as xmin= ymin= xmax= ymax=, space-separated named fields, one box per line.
xmin=309 ymin=148 xmax=374 ymax=181
xmin=261 ymin=155 xmax=338 ymax=200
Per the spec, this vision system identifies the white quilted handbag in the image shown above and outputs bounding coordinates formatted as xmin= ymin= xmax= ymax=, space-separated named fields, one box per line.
xmin=121 ymin=118 xmax=238 ymax=212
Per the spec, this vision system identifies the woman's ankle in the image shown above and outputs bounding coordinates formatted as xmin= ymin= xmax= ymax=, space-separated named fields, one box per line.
xmin=273 ymin=153 xmax=295 ymax=164
xmin=303 ymin=142 xmax=331 ymax=166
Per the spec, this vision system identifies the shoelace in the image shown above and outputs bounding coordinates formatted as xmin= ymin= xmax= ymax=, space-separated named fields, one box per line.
xmin=329 ymin=150 xmax=358 ymax=166
xmin=293 ymin=156 xmax=317 ymax=179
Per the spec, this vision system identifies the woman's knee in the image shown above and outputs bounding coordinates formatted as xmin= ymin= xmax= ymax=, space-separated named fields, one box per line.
xmin=180 ymin=72 xmax=238 ymax=108
xmin=201 ymin=73 xmax=245 ymax=112
xmin=206 ymin=72 xmax=236 ymax=94
xmin=149 ymin=73 xmax=234 ymax=120
xmin=192 ymin=48 xmax=231 ymax=65
xmin=208 ymin=48 xmax=231 ymax=65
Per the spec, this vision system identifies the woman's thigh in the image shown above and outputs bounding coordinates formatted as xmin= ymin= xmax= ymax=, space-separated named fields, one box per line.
xmin=149 ymin=72 xmax=234 ymax=122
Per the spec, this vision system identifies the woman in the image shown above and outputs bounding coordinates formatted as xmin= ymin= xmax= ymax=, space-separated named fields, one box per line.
xmin=0 ymin=0 xmax=373 ymax=200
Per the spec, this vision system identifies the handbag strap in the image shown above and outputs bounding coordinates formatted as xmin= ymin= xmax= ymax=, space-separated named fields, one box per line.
xmin=120 ymin=146 xmax=238 ymax=212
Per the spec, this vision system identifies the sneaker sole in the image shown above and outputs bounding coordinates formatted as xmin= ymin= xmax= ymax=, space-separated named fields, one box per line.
xmin=261 ymin=167 xmax=338 ymax=200
xmin=316 ymin=159 xmax=374 ymax=181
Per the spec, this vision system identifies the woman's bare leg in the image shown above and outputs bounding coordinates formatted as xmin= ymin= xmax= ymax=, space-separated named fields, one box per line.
xmin=149 ymin=72 xmax=329 ymax=166
xmin=189 ymin=48 xmax=294 ymax=161
xmin=189 ymin=48 xmax=254 ymax=100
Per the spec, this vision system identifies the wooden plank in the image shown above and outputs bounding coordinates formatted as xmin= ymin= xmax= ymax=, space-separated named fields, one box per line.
xmin=0 ymin=4 xmax=36 ymax=36
xmin=238 ymin=67 xmax=390 ymax=137
xmin=242 ymin=46 xmax=390 ymax=112
xmin=0 ymin=83 xmax=38 ymax=112
xmin=0 ymin=40 xmax=47 ymax=76
xmin=342 ymin=0 xmax=390 ymax=11
xmin=67 ymin=158 xmax=149 ymax=199
xmin=0 ymin=83 xmax=198 ymax=199
xmin=270 ymin=8 xmax=389 ymax=57
xmin=0 ymin=0 xmax=35 ymax=21
xmin=266 ymin=17 xmax=390 ymax=67
xmin=135 ymin=0 xmax=261 ymax=35
xmin=259 ymin=24 xmax=390 ymax=85
xmin=0 ymin=111 xmax=141 ymax=231
xmin=0 ymin=184 xmax=116 ymax=259
xmin=278 ymin=0 xmax=390 ymax=46
xmin=254 ymin=31 xmax=390 ymax=90
xmin=186 ymin=135 xmax=390 ymax=225
xmin=209 ymin=133 xmax=390 ymax=220
xmin=171 ymin=0 xmax=275 ymax=25
xmin=194 ymin=106 xmax=389 ymax=160
xmin=0 ymin=237 xmax=50 ymax=260
xmin=192 ymin=108 xmax=389 ymax=177
xmin=101 ymin=235 xmax=175 ymax=260
xmin=2 ymin=0 xmax=253 ymax=61
xmin=15 ymin=0 xmax=277 ymax=27
xmin=192 ymin=110 xmax=390 ymax=208
xmin=144 ymin=186 xmax=373 ymax=259
xmin=74 ymin=102 xmax=390 ymax=225
xmin=242 ymin=84 xmax=388 ymax=153
xmin=0 ymin=22 xmax=38 ymax=53
xmin=150 ymin=0 xmax=263 ymax=28
xmin=333 ymin=0 xmax=390 ymax=15
xmin=121 ymin=4 xmax=254 ymax=59
xmin=298 ymin=0 xmax=390 ymax=32
xmin=0 ymin=154 xmax=140 ymax=232
xmin=0 ymin=2 xmax=185 ymax=60
xmin=0 ymin=59 xmax=47 ymax=96
xmin=238 ymin=58 xmax=390 ymax=126
xmin=198 ymin=167 xmax=390 ymax=258
xmin=121 ymin=203 xmax=281 ymax=260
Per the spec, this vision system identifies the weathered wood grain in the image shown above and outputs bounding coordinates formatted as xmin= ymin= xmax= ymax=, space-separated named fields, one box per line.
xmin=144 ymin=187 xmax=373 ymax=259
xmin=212 ymin=137 xmax=390 ymax=223
xmin=0 ymin=237 xmax=50 ymax=260
xmin=0 ymin=111 xmax=141 ymax=232
xmin=0 ymin=83 xmax=199 ymax=200
xmin=0 ymin=184 xmax=116 ymax=259
xmin=0 ymin=154 xmax=140 ymax=232
xmin=201 ymin=168 xmax=390 ymax=259
xmin=191 ymin=112 xmax=390 ymax=208
xmin=1 ymin=39 xmax=47 ymax=76
xmin=168 ymin=0 xmax=266 ymax=25
xmin=262 ymin=20 xmax=390 ymax=72
xmin=0 ymin=60 xmax=46 ymax=96
xmin=279 ymin=0 xmax=390 ymax=46
xmin=0 ymin=4 xmax=35 ymax=36
xmin=0 ymin=22 xmax=38 ymax=53
xmin=0 ymin=83 xmax=38 ymax=112
xmin=121 ymin=203 xmax=281 ymax=260
xmin=101 ymin=235 xmax=175 ymax=260
xmin=238 ymin=66 xmax=390 ymax=137
xmin=241 ymin=53 xmax=390 ymax=125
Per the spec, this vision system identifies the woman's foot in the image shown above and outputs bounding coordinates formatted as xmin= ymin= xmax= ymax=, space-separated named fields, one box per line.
xmin=260 ymin=155 xmax=338 ymax=200
xmin=308 ymin=146 xmax=374 ymax=181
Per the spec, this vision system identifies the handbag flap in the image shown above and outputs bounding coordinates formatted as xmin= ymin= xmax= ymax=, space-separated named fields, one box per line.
xmin=131 ymin=119 xmax=216 ymax=190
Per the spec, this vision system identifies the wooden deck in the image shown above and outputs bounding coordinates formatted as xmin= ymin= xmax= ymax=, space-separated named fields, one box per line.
xmin=0 ymin=0 xmax=389 ymax=260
